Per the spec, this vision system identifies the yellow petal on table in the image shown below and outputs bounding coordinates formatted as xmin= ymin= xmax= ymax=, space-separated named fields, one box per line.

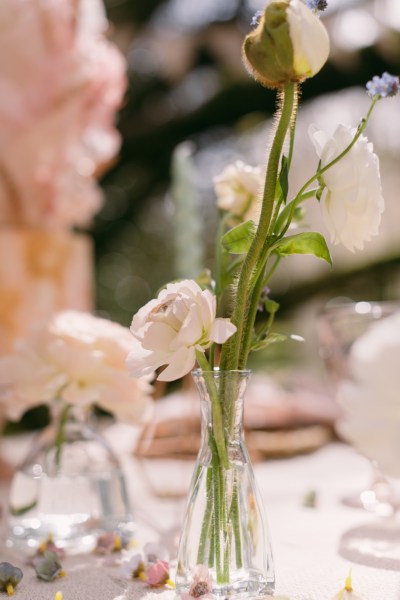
xmin=331 ymin=571 xmax=364 ymax=599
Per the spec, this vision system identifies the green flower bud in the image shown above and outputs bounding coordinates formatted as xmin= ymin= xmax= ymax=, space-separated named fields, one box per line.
xmin=243 ymin=0 xmax=330 ymax=88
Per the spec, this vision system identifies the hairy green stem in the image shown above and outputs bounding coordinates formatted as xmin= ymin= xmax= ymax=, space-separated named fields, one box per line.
xmin=239 ymin=266 xmax=266 ymax=369
xmin=220 ymin=82 xmax=297 ymax=371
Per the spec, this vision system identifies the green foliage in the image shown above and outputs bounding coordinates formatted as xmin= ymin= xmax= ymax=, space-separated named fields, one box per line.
xmin=273 ymin=232 xmax=332 ymax=265
xmin=222 ymin=220 xmax=256 ymax=254
xmin=251 ymin=332 xmax=289 ymax=352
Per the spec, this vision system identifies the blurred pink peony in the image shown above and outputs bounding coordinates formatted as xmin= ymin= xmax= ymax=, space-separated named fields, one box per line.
xmin=0 ymin=310 xmax=153 ymax=423
xmin=0 ymin=0 xmax=127 ymax=229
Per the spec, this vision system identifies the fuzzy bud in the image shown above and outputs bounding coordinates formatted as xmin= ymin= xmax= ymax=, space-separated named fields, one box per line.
xmin=243 ymin=0 xmax=330 ymax=88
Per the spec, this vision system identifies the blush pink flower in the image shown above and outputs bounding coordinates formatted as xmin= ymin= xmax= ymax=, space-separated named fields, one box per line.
xmin=186 ymin=564 xmax=213 ymax=598
xmin=126 ymin=280 xmax=237 ymax=382
xmin=0 ymin=0 xmax=127 ymax=229
xmin=146 ymin=560 xmax=172 ymax=587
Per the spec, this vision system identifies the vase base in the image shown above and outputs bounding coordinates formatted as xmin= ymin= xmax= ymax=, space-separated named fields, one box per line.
xmin=7 ymin=516 xmax=136 ymax=555
xmin=176 ymin=570 xmax=274 ymax=600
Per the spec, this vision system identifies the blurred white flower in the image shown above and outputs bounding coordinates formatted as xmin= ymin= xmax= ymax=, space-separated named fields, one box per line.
xmin=119 ymin=551 xmax=145 ymax=580
xmin=0 ymin=311 xmax=153 ymax=423
xmin=309 ymin=124 xmax=384 ymax=251
xmin=213 ymin=161 xmax=263 ymax=223
xmin=337 ymin=310 xmax=400 ymax=478
xmin=127 ymin=280 xmax=236 ymax=382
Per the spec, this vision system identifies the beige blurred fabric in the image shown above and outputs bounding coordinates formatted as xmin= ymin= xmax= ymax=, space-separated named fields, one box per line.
xmin=0 ymin=426 xmax=399 ymax=599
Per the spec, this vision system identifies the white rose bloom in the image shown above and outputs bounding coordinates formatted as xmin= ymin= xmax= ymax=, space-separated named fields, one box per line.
xmin=127 ymin=280 xmax=237 ymax=382
xmin=214 ymin=160 xmax=263 ymax=223
xmin=337 ymin=311 xmax=400 ymax=478
xmin=310 ymin=124 xmax=384 ymax=251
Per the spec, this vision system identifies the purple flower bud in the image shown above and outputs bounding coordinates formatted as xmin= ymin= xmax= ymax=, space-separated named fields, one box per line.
xmin=250 ymin=10 xmax=263 ymax=28
xmin=305 ymin=0 xmax=328 ymax=12
xmin=366 ymin=72 xmax=399 ymax=99
xmin=32 ymin=550 xmax=64 ymax=582
xmin=0 ymin=562 xmax=23 ymax=595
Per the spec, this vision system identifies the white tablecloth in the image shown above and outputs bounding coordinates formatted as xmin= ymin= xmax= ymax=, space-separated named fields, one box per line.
xmin=0 ymin=425 xmax=399 ymax=600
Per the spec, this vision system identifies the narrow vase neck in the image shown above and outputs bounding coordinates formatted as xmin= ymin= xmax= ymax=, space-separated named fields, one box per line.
xmin=192 ymin=370 xmax=250 ymax=443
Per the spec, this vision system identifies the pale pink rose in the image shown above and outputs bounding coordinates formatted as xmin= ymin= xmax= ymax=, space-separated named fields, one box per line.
xmin=0 ymin=311 xmax=153 ymax=423
xmin=126 ymin=280 xmax=237 ymax=382
xmin=186 ymin=564 xmax=213 ymax=598
xmin=213 ymin=160 xmax=263 ymax=223
xmin=0 ymin=0 xmax=127 ymax=229
xmin=146 ymin=560 xmax=171 ymax=587
xmin=309 ymin=124 xmax=384 ymax=251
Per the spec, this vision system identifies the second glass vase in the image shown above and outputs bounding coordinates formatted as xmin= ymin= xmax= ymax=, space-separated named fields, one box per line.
xmin=176 ymin=369 xmax=275 ymax=598
xmin=7 ymin=405 xmax=134 ymax=554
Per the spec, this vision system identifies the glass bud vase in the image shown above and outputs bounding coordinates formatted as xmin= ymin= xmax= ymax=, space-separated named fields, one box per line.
xmin=7 ymin=404 xmax=133 ymax=554
xmin=176 ymin=370 xmax=275 ymax=598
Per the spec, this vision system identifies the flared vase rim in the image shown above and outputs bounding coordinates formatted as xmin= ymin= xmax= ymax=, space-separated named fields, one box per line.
xmin=192 ymin=368 xmax=252 ymax=376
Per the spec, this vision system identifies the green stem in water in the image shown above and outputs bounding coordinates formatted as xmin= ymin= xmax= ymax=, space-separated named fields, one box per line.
xmin=195 ymin=351 xmax=229 ymax=469
xmin=220 ymin=82 xmax=297 ymax=372
xmin=54 ymin=403 xmax=71 ymax=469
xmin=197 ymin=460 xmax=215 ymax=565
xmin=230 ymin=474 xmax=242 ymax=569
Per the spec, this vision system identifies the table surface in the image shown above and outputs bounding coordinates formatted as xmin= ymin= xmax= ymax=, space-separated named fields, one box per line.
xmin=0 ymin=424 xmax=399 ymax=600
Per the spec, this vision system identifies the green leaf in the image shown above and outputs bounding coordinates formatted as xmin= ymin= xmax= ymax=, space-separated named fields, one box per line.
xmin=222 ymin=220 xmax=256 ymax=254
xmin=273 ymin=232 xmax=332 ymax=265
xmin=278 ymin=155 xmax=289 ymax=202
xmin=252 ymin=332 xmax=288 ymax=352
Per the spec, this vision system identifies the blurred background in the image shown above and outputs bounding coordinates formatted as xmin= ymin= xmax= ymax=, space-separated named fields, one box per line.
xmin=94 ymin=0 xmax=400 ymax=338
xmin=1 ymin=0 xmax=400 ymax=442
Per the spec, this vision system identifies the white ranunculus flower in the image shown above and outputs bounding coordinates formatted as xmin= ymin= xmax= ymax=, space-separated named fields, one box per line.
xmin=243 ymin=0 xmax=329 ymax=88
xmin=0 ymin=311 xmax=153 ymax=423
xmin=309 ymin=124 xmax=384 ymax=251
xmin=337 ymin=311 xmax=400 ymax=478
xmin=214 ymin=160 xmax=263 ymax=223
xmin=127 ymin=280 xmax=237 ymax=382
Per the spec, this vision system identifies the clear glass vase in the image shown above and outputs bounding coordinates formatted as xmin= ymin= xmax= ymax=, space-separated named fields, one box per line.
xmin=176 ymin=370 xmax=275 ymax=598
xmin=7 ymin=404 xmax=133 ymax=554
